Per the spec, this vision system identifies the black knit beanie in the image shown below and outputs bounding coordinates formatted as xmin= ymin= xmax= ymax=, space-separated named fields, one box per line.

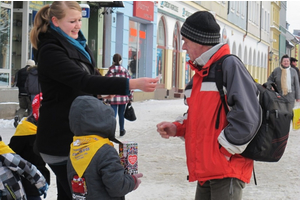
xmin=181 ymin=11 xmax=220 ymax=46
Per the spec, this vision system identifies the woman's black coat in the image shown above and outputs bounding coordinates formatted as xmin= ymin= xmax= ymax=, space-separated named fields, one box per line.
xmin=35 ymin=29 xmax=129 ymax=156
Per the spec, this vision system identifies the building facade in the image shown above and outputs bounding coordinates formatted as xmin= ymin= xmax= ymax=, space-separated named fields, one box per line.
xmin=0 ymin=1 xmax=300 ymax=118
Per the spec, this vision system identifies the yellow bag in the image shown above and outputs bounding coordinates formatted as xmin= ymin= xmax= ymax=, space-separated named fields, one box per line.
xmin=292 ymin=105 xmax=300 ymax=130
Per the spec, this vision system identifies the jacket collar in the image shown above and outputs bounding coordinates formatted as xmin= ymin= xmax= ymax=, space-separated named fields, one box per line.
xmin=189 ymin=43 xmax=230 ymax=77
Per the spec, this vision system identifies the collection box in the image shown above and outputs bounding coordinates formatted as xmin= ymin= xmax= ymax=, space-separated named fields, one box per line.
xmin=119 ymin=142 xmax=138 ymax=175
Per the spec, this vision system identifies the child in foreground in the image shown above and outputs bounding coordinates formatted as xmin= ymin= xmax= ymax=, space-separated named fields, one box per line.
xmin=67 ymin=96 xmax=143 ymax=200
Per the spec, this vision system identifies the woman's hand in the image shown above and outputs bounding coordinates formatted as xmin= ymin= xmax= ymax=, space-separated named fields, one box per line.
xmin=129 ymin=77 xmax=159 ymax=92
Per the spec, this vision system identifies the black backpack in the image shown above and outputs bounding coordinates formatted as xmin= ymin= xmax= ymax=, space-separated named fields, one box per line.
xmin=25 ymin=66 xmax=40 ymax=95
xmin=215 ymin=54 xmax=293 ymax=162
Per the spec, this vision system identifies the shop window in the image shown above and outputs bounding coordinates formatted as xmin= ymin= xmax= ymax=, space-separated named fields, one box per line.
xmin=157 ymin=18 xmax=166 ymax=84
xmin=156 ymin=48 xmax=164 ymax=81
xmin=0 ymin=73 xmax=9 ymax=86
xmin=0 ymin=6 xmax=11 ymax=70
xmin=172 ymin=22 xmax=180 ymax=89
xmin=157 ymin=19 xmax=165 ymax=46
xmin=128 ymin=21 xmax=147 ymax=79
xmin=12 ymin=12 xmax=22 ymax=83
xmin=0 ymin=5 xmax=11 ymax=87
xmin=13 ymin=1 xmax=22 ymax=8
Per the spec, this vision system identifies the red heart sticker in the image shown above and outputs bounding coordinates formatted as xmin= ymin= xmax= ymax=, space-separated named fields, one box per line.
xmin=128 ymin=155 xmax=137 ymax=165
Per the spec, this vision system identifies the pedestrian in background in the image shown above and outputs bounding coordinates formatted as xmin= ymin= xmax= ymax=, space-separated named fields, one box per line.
xmin=105 ymin=53 xmax=133 ymax=137
xmin=290 ymin=57 xmax=300 ymax=85
xmin=128 ymin=53 xmax=137 ymax=78
xmin=267 ymin=54 xmax=300 ymax=107
xmin=30 ymin=2 xmax=158 ymax=199
xmin=25 ymin=64 xmax=40 ymax=102
xmin=14 ymin=59 xmax=35 ymax=127
xmin=156 ymin=11 xmax=261 ymax=200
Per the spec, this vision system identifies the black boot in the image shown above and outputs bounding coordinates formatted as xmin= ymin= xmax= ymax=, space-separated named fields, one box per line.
xmin=120 ymin=129 xmax=126 ymax=137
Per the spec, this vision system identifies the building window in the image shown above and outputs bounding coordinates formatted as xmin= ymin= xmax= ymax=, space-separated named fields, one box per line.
xmin=241 ymin=1 xmax=245 ymax=19
xmin=262 ymin=8 xmax=265 ymax=31
xmin=230 ymin=1 xmax=235 ymax=13
xmin=172 ymin=22 xmax=180 ymax=89
xmin=128 ymin=20 xmax=147 ymax=79
xmin=267 ymin=12 xmax=270 ymax=33
xmin=157 ymin=19 xmax=165 ymax=46
xmin=0 ymin=73 xmax=9 ymax=86
xmin=0 ymin=5 xmax=11 ymax=87
xmin=236 ymin=1 xmax=240 ymax=16
xmin=0 ymin=6 xmax=11 ymax=69
xmin=157 ymin=18 xmax=166 ymax=83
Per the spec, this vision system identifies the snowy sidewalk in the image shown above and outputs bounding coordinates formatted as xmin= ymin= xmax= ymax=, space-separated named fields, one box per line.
xmin=0 ymin=99 xmax=299 ymax=199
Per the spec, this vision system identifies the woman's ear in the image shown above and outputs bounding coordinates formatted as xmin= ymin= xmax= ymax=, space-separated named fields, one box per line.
xmin=51 ymin=16 xmax=59 ymax=27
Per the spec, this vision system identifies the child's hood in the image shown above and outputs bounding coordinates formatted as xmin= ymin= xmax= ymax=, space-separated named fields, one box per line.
xmin=69 ymin=96 xmax=116 ymax=140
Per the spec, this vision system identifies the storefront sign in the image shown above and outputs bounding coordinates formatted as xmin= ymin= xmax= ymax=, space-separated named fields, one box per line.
xmin=160 ymin=1 xmax=179 ymax=12
xmin=182 ymin=8 xmax=192 ymax=18
xmin=133 ymin=1 xmax=154 ymax=21
xmin=159 ymin=1 xmax=193 ymax=19
xmin=80 ymin=4 xmax=90 ymax=18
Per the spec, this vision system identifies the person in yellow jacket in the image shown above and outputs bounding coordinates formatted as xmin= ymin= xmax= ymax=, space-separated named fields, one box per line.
xmin=9 ymin=93 xmax=50 ymax=200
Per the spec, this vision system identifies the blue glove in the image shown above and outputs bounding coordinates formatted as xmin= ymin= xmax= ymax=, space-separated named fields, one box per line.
xmin=38 ymin=183 xmax=49 ymax=199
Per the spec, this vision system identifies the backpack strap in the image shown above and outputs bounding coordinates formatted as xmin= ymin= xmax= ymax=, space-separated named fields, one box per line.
xmin=215 ymin=55 xmax=260 ymax=185
xmin=215 ymin=54 xmax=232 ymax=129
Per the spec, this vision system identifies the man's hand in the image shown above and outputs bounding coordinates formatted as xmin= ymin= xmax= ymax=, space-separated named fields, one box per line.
xmin=156 ymin=122 xmax=177 ymax=139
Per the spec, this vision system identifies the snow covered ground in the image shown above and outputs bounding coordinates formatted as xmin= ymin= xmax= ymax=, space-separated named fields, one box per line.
xmin=0 ymin=99 xmax=299 ymax=199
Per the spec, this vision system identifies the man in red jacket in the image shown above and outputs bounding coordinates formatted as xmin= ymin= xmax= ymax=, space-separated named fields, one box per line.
xmin=156 ymin=11 xmax=261 ymax=200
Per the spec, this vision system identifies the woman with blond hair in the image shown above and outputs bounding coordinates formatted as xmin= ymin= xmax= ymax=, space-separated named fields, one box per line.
xmin=30 ymin=2 xmax=158 ymax=199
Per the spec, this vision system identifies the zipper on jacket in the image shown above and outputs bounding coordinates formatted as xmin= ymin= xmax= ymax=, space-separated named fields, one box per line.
xmin=5 ymin=183 xmax=17 ymax=200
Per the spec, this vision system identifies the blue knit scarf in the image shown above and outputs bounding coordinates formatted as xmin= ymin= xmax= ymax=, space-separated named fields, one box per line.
xmin=50 ymin=22 xmax=91 ymax=63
